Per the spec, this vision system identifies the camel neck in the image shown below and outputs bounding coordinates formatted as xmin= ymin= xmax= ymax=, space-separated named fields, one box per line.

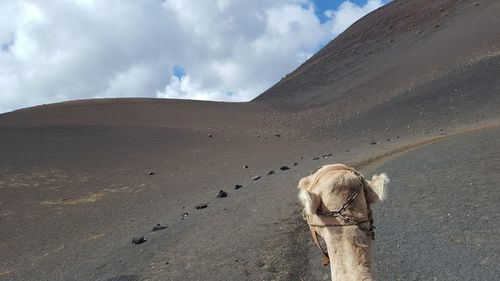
xmin=324 ymin=232 xmax=374 ymax=281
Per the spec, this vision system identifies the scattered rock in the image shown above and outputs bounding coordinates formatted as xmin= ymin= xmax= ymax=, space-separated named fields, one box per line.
xmin=147 ymin=171 xmax=154 ymax=175
xmin=152 ymin=224 xmax=167 ymax=232
xmin=208 ymin=133 xmax=213 ymax=138
xmin=438 ymin=128 xmax=444 ymax=131
xmin=252 ymin=176 xmax=261 ymax=181
xmin=474 ymin=2 xmax=480 ymax=7
xmin=323 ymin=153 xmax=333 ymax=158
xmin=397 ymin=136 xmax=400 ymax=138
xmin=370 ymin=140 xmax=377 ymax=145
xmin=293 ymin=162 xmax=298 ymax=166
xmin=267 ymin=170 xmax=275 ymax=175
xmin=234 ymin=184 xmax=243 ymax=190
xmin=243 ymin=165 xmax=249 ymax=169
xmin=195 ymin=203 xmax=208 ymax=209
xmin=132 ymin=237 xmax=146 ymax=245
xmin=312 ymin=157 xmax=320 ymax=160
xmin=434 ymin=24 xmax=440 ymax=28
xmin=275 ymin=134 xmax=281 ymax=137
xmin=216 ymin=190 xmax=228 ymax=199
xmin=280 ymin=166 xmax=290 ymax=171
xmin=387 ymin=138 xmax=391 ymax=142
xmin=182 ymin=212 xmax=189 ymax=217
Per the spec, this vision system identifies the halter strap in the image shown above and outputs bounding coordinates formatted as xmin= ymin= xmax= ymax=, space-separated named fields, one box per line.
xmin=309 ymin=223 xmax=331 ymax=266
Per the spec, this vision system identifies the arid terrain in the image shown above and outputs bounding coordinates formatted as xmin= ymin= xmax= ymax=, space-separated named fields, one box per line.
xmin=1 ymin=0 xmax=500 ymax=280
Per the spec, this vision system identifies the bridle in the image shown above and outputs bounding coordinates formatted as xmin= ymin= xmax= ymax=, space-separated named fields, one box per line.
xmin=304 ymin=165 xmax=375 ymax=266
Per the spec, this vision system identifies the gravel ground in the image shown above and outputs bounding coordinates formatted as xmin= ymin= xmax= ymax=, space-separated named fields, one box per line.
xmin=368 ymin=126 xmax=500 ymax=281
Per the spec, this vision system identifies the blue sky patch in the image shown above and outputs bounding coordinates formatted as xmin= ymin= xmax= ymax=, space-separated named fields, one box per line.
xmin=313 ymin=0 xmax=390 ymax=23
xmin=1 ymin=40 xmax=14 ymax=52
xmin=172 ymin=65 xmax=186 ymax=79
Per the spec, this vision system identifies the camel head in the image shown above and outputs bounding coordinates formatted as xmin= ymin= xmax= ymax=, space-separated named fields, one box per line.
xmin=297 ymin=164 xmax=389 ymax=281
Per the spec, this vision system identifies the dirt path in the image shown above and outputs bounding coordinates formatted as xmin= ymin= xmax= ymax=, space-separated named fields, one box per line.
xmin=356 ymin=124 xmax=500 ymax=280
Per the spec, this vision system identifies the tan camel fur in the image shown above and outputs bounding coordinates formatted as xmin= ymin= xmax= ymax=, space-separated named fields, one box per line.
xmin=298 ymin=164 xmax=389 ymax=281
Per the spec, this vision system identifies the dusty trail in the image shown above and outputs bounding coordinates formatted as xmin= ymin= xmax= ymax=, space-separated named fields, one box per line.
xmin=354 ymin=120 xmax=500 ymax=170
xmin=367 ymin=125 xmax=500 ymax=280
xmin=287 ymin=120 xmax=500 ymax=281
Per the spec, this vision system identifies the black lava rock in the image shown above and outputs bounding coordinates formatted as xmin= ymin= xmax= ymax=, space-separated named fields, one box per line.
xmin=313 ymin=157 xmax=320 ymax=160
xmin=147 ymin=171 xmax=154 ymax=175
xmin=267 ymin=170 xmax=275 ymax=175
xmin=216 ymin=190 xmax=228 ymax=198
xmin=252 ymin=176 xmax=261 ymax=181
xmin=280 ymin=166 xmax=290 ymax=171
xmin=152 ymin=224 xmax=167 ymax=232
xmin=196 ymin=203 xmax=208 ymax=209
xmin=234 ymin=184 xmax=243 ymax=190
xmin=132 ymin=237 xmax=146 ymax=244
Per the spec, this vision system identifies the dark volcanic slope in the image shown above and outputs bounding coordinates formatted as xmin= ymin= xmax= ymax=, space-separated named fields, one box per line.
xmin=255 ymin=0 xmax=500 ymax=111
xmin=1 ymin=0 xmax=500 ymax=281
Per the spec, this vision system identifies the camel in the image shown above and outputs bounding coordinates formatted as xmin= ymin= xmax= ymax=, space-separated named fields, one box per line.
xmin=298 ymin=164 xmax=389 ymax=281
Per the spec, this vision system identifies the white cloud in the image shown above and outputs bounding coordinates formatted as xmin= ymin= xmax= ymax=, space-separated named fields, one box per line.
xmin=325 ymin=0 xmax=385 ymax=34
xmin=0 ymin=0 xmax=387 ymax=113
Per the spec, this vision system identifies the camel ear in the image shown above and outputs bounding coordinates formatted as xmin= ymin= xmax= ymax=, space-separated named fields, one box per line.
xmin=298 ymin=188 xmax=321 ymax=215
xmin=297 ymin=176 xmax=311 ymax=190
xmin=366 ymin=173 xmax=389 ymax=204
xmin=297 ymin=175 xmax=320 ymax=215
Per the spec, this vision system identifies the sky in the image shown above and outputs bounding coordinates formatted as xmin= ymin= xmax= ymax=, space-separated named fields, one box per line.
xmin=0 ymin=0 xmax=391 ymax=113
